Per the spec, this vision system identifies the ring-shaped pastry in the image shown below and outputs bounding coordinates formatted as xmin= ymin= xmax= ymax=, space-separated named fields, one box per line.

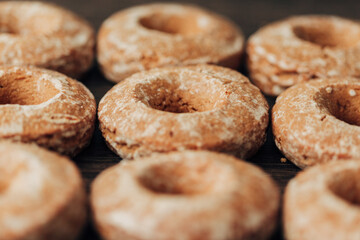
xmin=247 ymin=15 xmax=360 ymax=96
xmin=98 ymin=65 xmax=269 ymax=159
xmin=0 ymin=66 xmax=96 ymax=156
xmin=91 ymin=151 xmax=280 ymax=240
xmin=97 ymin=3 xmax=244 ymax=83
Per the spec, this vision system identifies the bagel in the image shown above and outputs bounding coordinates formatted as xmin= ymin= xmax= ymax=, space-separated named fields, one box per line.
xmin=272 ymin=77 xmax=360 ymax=168
xmin=98 ymin=64 xmax=269 ymax=159
xmin=0 ymin=141 xmax=86 ymax=240
xmin=0 ymin=66 xmax=96 ymax=156
xmin=0 ymin=1 xmax=95 ymax=77
xmin=284 ymin=160 xmax=360 ymax=240
xmin=97 ymin=3 xmax=244 ymax=83
xmin=91 ymin=151 xmax=280 ymax=240
xmin=247 ymin=15 xmax=360 ymax=96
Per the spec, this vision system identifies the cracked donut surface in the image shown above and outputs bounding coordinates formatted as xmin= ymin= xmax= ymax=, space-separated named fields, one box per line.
xmin=272 ymin=77 xmax=360 ymax=168
xmin=91 ymin=151 xmax=280 ymax=240
xmin=98 ymin=64 xmax=269 ymax=159
xmin=0 ymin=66 xmax=96 ymax=156
xmin=284 ymin=160 xmax=360 ymax=240
xmin=0 ymin=1 xmax=95 ymax=77
xmin=0 ymin=141 xmax=86 ymax=240
xmin=97 ymin=3 xmax=244 ymax=83
xmin=247 ymin=15 xmax=360 ymax=96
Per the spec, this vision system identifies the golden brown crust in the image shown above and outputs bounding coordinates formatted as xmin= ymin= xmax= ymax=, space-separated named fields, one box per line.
xmin=0 ymin=141 xmax=87 ymax=240
xmin=97 ymin=3 xmax=244 ymax=83
xmin=284 ymin=160 xmax=360 ymax=240
xmin=0 ymin=66 xmax=96 ymax=156
xmin=98 ymin=64 xmax=269 ymax=159
xmin=272 ymin=77 xmax=360 ymax=168
xmin=247 ymin=15 xmax=360 ymax=96
xmin=0 ymin=1 xmax=95 ymax=78
xmin=91 ymin=151 xmax=280 ymax=240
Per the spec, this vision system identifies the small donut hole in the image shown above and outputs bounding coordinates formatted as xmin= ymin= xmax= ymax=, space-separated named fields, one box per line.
xmin=135 ymin=76 xmax=225 ymax=113
xmin=293 ymin=18 xmax=360 ymax=47
xmin=0 ymin=72 xmax=59 ymax=105
xmin=317 ymin=85 xmax=360 ymax=126
xmin=328 ymin=169 xmax=360 ymax=206
xmin=0 ymin=25 xmax=16 ymax=34
xmin=138 ymin=161 xmax=217 ymax=195
xmin=139 ymin=13 xmax=204 ymax=35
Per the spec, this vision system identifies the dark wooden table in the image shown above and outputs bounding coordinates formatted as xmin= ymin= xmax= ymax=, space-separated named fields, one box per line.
xmin=42 ymin=0 xmax=359 ymax=238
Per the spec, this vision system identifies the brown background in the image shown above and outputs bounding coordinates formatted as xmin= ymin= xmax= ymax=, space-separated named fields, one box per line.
xmin=32 ymin=0 xmax=358 ymax=239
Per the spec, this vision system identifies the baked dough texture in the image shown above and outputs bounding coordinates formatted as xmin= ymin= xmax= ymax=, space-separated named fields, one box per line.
xmin=0 ymin=66 xmax=96 ymax=156
xmin=98 ymin=64 xmax=269 ymax=159
xmin=284 ymin=160 xmax=360 ymax=240
xmin=91 ymin=151 xmax=280 ymax=240
xmin=247 ymin=15 xmax=360 ymax=96
xmin=0 ymin=141 xmax=86 ymax=240
xmin=97 ymin=3 xmax=244 ymax=83
xmin=272 ymin=77 xmax=360 ymax=168
xmin=0 ymin=1 xmax=95 ymax=77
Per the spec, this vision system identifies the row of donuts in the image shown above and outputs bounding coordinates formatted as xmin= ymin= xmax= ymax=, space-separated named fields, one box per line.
xmin=6 ymin=140 xmax=359 ymax=240
xmin=1 ymin=1 xmax=359 ymax=168
xmin=88 ymin=2 xmax=360 ymax=239
xmin=3 ymin=1 xmax=359 ymax=96
xmin=1 ymin=1 xmax=360 ymax=240
xmin=1 ymin=2 xmax=277 ymax=240
xmin=3 ymin=0 xmax=358 ymax=169
xmin=5 ymin=0 xmax=358 ymax=169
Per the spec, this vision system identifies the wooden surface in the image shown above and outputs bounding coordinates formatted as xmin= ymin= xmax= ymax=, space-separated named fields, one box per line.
xmin=39 ymin=0 xmax=358 ymax=239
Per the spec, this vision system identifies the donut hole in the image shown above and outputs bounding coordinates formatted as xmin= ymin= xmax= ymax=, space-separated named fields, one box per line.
xmin=0 ymin=25 xmax=15 ymax=34
xmin=0 ymin=72 xmax=59 ymax=105
xmin=138 ymin=161 xmax=218 ymax=195
xmin=139 ymin=13 xmax=204 ymax=35
xmin=328 ymin=169 xmax=360 ymax=205
xmin=293 ymin=18 xmax=360 ymax=47
xmin=317 ymin=85 xmax=360 ymax=126
xmin=135 ymin=77 xmax=225 ymax=113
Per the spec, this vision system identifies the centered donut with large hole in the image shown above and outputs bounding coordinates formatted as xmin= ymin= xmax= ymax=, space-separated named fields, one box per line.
xmin=91 ymin=151 xmax=280 ymax=240
xmin=272 ymin=77 xmax=360 ymax=168
xmin=0 ymin=66 xmax=96 ymax=156
xmin=0 ymin=1 xmax=95 ymax=77
xmin=284 ymin=160 xmax=360 ymax=240
xmin=247 ymin=15 xmax=360 ymax=96
xmin=98 ymin=65 xmax=269 ymax=159
xmin=97 ymin=3 xmax=244 ymax=83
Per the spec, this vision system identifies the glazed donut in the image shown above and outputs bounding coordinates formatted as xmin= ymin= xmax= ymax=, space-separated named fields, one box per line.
xmin=247 ymin=15 xmax=360 ymax=96
xmin=0 ymin=1 xmax=95 ymax=77
xmin=284 ymin=160 xmax=360 ymax=240
xmin=91 ymin=151 xmax=280 ymax=240
xmin=98 ymin=64 xmax=269 ymax=159
xmin=97 ymin=3 xmax=244 ymax=83
xmin=272 ymin=77 xmax=360 ymax=168
xmin=0 ymin=141 xmax=86 ymax=240
xmin=0 ymin=66 xmax=96 ymax=156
